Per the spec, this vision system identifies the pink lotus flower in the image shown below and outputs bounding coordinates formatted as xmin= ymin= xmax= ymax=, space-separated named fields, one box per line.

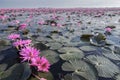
xmin=20 ymin=46 xmax=40 ymax=62
xmin=19 ymin=23 xmax=27 ymax=30
xmin=0 ymin=15 xmax=7 ymax=20
xmin=51 ymin=23 xmax=55 ymax=26
xmin=26 ymin=18 xmax=31 ymax=23
xmin=14 ymin=20 xmax=20 ymax=24
xmin=29 ymin=15 xmax=33 ymax=18
xmin=38 ymin=20 xmax=45 ymax=25
xmin=52 ymin=13 xmax=56 ymax=20
xmin=13 ymin=39 xmax=31 ymax=48
xmin=57 ymin=23 xmax=62 ymax=27
xmin=31 ymin=57 xmax=50 ymax=72
xmin=8 ymin=33 xmax=20 ymax=40
xmin=40 ymin=78 xmax=47 ymax=80
xmin=105 ymin=27 xmax=112 ymax=32
xmin=77 ymin=22 xmax=81 ymax=26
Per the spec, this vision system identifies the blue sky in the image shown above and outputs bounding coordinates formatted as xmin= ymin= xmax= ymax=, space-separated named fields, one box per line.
xmin=0 ymin=0 xmax=120 ymax=8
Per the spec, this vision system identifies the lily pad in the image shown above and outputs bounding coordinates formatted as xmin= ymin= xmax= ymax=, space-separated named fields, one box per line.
xmin=105 ymin=39 xmax=115 ymax=45
xmin=28 ymin=71 xmax=54 ymax=80
xmin=80 ymin=34 xmax=93 ymax=41
xmin=40 ymin=50 xmax=60 ymax=65
xmin=63 ymin=74 xmax=72 ymax=80
xmin=62 ymin=59 xmax=97 ymax=80
xmin=114 ymin=45 xmax=120 ymax=54
xmin=79 ymin=45 xmax=96 ymax=52
xmin=0 ymin=63 xmax=31 ymax=80
xmin=45 ymin=42 xmax=62 ymax=50
xmin=34 ymin=42 xmax=48 ymax=51
xmin=114 ymin=74 xmax=120 ymax=80
xmin=60 ymin=51 xmax=84 ymax=61
xmin=64 ymin=73 xmax=83 ymax=80
xmin=58 ymin=47 xmax=82 ymax=54
xmin=0 ymin=47 xmax=19 ymax=71
xmin=90 ymin=33 xmax=106 ymax=46
xmin=63 ymin=42 xmax=82 ymax=47
xmin=86 ymin=55 xmax=120 ymax=78
xmin=102 ymin=48 xmax=120 ymax=61
xmin=0 ymin=39 xmax=10 ymax=51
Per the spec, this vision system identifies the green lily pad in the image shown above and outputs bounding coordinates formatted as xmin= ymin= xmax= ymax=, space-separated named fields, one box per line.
xmin=114 ymin=74 xmax=120 ymax=80
xmin=58 ymin=47 xmax=81 ymax=54
xmin=86 ymin=55 xmax=120 ymax=78
xmin=60 ymin=51 xmax=84 ymax=61
xmin=0 ymin=47 xmax=19 ymax=71
xmin=80 ymin=34 xmax=93 ymax=41
xmin=45 ymin=42 xmax=62 ymax=50
xmin=0 ymin=63 xmax=31 ymax=80
xmin=105 ymin=39 xmax=115 ymax=45
xmin=114 ymin=45 xmax=120 ymax=54
xmin=102 ymin=48 xmax=120 ymax=60
xmin=40 ymin=50 xmax=60 ymax=65
xmin=64 ymin=73 xmax=83 ymax=80
xmin=34 ymin=42 xmax=48 ymax=51
xmin=64 ymin=41 xmax=83 ymax=47
xmin=28 ymin=71 xmax=54 ymax=80
xmin=62 ymin=59 xmax=97 ymax=80
xmin=90 ymin=33 xmax=106 ymax=46
xmin=63 ymin=74 xmax=72 ymax=80
xmin=79 ymin=45 xmax=96 ymax=51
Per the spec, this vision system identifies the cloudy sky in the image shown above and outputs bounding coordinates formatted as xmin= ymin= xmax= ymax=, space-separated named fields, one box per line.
xmin=0 ymin=0 xmax=120 ymax=8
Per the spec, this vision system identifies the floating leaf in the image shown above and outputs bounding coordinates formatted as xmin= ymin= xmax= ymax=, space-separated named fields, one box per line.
xmin=114 ymin=74 xmax=120 ymax=80
xmin=28 ymin=71 xmax=54 ymax=80
xmin=106 ymin=25 xmax=116 ymax=29
xmin=80 ymin=31 xmax=93 ymax=41
xmin=114 ymin=45 xmax=120 ymax=54
xmin=64 ymin=73 xmax=83 ymax=80
xmin=90 ymin=33 xmax=106 ymax=46
xmin=79 ymin=45 xmax=96 ymax=51
xmin=40 ymin=50 xmax=60 ymax=65
xmin=63 ymin=74 xmax=72 ymax=80
xmin=58 ymin=47 xmax=81 ymax=54
xmin=102 ymin=48 xmax=120 ymax=61
xmin=80 ymin=34 xmax=93 ymax=41
xmin=0 ymin=47 xmax=19 ymax=71
xmin=60 ymin=50 xmax=84 ymax=61
xmin=70 ymin=36 xmax=81 ymax=42
xmin=34 ymin=42 xmax=48 ymax=51
xmin=0 ymin=39 xmax=11 ymax=51
xmin=105 ymin=39 xmax=115 ymax=45
xmin=0 ymin=63 xmax=31 ymax=80
xmin=45 ymin=42 xmax=62 ymax=50
xmin=86 ymin=55 xmax=120 ymax=78
xmin=62 ymin=59 xmax=97 ymax=80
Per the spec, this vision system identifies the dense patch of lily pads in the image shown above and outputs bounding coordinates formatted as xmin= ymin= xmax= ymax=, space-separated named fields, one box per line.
xmin=0 ymin=8 xmax=120 ymax=80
